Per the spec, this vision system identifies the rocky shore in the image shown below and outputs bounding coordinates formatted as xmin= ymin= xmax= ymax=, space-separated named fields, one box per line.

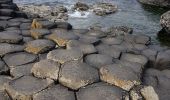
xmin=0 ymin=0 xmax=170 ymax=100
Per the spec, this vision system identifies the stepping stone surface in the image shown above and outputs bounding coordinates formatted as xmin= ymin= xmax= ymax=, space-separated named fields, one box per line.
xmin=33 ymin=85 xmax=75 ymax=100
xmin=25 ymin=39 xmax=55 ymax=54
xmin=0 ymin=90 xmax=11 ymax=100
xmin=0 ymin=76 xmax=11 ymax=90
xmin=59 ymin=61 xmax=99 ymax=90
xmin=0 ymin=60 xmax=9 ymax=74
xmin=30 ymin=29 xmax=51 ymax=39
xmin=0 ymin=32 xmax=23 ymax=43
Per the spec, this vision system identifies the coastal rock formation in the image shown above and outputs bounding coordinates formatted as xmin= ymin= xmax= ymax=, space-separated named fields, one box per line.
xmin=73 ymin=2 xmax=89 ymax=11
xmin=138 ymin=0 xmax=170 ymax=8
xmin=160 ymin=11 xmax=170 ymax=34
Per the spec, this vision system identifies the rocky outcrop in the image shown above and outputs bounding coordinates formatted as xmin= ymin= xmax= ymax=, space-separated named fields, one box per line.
xmin=160 ymin=11 xmax=170 ymax=34
xmin=138 ymin=0 xmax=170 ymax=8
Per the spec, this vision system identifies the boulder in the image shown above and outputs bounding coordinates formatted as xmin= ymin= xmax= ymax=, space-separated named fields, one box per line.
xmin=139 ymin=0 xmax=170 ymax=8
xmin=73 ymin=2 xmax=89 ymax=11
xmin=160 ymin=11 xmax=170 ymax=34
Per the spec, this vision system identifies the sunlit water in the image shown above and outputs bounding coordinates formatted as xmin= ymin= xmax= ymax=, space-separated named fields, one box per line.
xmin=14 ymin=0 xmax=169 ymax=43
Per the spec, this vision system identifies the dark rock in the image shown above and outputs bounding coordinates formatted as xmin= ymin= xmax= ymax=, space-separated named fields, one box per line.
xmin=0 ymin=60 xmax=9 ymax=74
xmin=0 ymin=75 xmax=11 ymax=90
xmin=0 ymin=32 xmax=23 ymax=43
xmin=0 ymin=90 xmax=11 ymax=100
xmin=31 ymin=19 xmax=57 ymax=29
xmin=107 ymin=26 xmax=133 ymax=36
xmin=134 ymin=35 xmax=151 ymax=45
xmin=0 ymin=9 xmax=14 ymax=16
xmin=20 ymin=22 xmax=31 ymax=30
xmin=139 ymin=0 xmax=170 ymax=8
xmin=160 ymin=11 xmax=170 ymax=34
xmin=55 ymin=22 xmax=72 ymax=30
xmin=73 ymin=2 xmax=89 ymax=11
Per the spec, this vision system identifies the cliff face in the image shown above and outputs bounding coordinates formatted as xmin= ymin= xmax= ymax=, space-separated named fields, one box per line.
xmin=139 ymin=0 xmax=170 ymax=8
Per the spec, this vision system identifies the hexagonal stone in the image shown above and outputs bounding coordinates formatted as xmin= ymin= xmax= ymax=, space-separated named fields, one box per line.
xmin=5 ymin=76 xmax=54 ymax=100
xmin=3 ymin=52 xmax=38 ymax=67
xmin=23 ymin=36 xmax=34 ymax=43
xmin=0 ymin=75 xmax=11 ymax=90
xmin=0 ymin=9 xmax=14 ymax=16
xmin=48 ymin=31 xmax=79 ymax=47
xmin=10 ymin=63 xmax=35 ymax=78
xmin=86 ymin=30 xmax=106 ymax=38
xmin=67 ymin=40 xmax=97 ymax=54
xmin=0 ymin=32 xmax=23 ymax=43
xmin=0 ymin=90 xmax=11 ymax=100
xmin=7 ymin=22 xmax=21 ymax=27
xmin=121 ymin=53 xmax=148 ymax=66
xmin=59 ymin=61 xmax=99 ymax=90
xmin=30 ymin=29 xmax=51 ymax=39
xmin=20 ymin=23 xmax=31 ymax=30
xmin=47 ymin=49 xmax=83 ymax=64
xmin=96 ymin=44 xmax=121 ymax=58
xmin=55 ymin=22 xmax=72 ymax=30
xmin=100 ymin=63 xmax=141 ymax=91
xmin=85 ymin=54 xmax=113 ymax=69
xmin=21 ymin=30 xmax=31 ymax=36
xmin=134 ymin=35 xmax=151 ymax=45
xmin=9 ymin=18 xmax=31 ymax=23
xmin=78 ymin=35 xmax=100 ymax=44
xmin=101 ymin=37 xmax=123 ymax=45
xmin=142 ymin=49 xmax=157 ymax=66
xmin=133 ymin=43 xmax=148 ymax=51
xmin=33 ymin=84 xmax=75 ymax=100
xmin=0 ymin=60 xmax=9 ymax=74
xmin=0 ymin=43 xmax=24 ymax=56
xmin=31 ymin=60 xmax=60 ymax=81
xmin=25 ymin=39 xmax=55 ymax=54
xmin=77 ymin=82 xmax=125 ymax=100
xmin=31 ymin=19 xmax=57 ymax=29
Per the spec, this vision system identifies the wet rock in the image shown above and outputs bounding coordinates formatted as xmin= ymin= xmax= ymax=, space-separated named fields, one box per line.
xmin=101 ymin=37 xmax=123 ymax=45
xmin=0 ymin=76 xmax=11 ymax=90
xmin=0 ymin=32 xmax=23 ymax=43
xmin=30 ymin=29 xmax=51 ymax=39
xmin=0 ymin=16 xmax=12 ymax=20
xmin=0 ymin=43 xmax=24 ymax=56
xmin=31 ymin=19 xmax=57 ymax=29
xmin=140 ymin=86 xmax=159 ymax=100
xmin=0 ymin=60 xmax=9 ymax=74
xmin=33 ymin=84 xmax=75 ymax=100
xmin=5 ymin=76 xmax=54 ymax=100
xmin=9 ymin=18 xmax=32 ymax=23
xmin=31 ymin=60 xmax=60 ymax=81
xmin=55 ymin=22 xmax=72 ymax=30
xmin=59 ymin=61 xmax=99 ymax=90
xmin=134 ymin=35 xmax=151 ymax=45
xmin=0 ymin=0 xmax=12 ymax=4
xmin=67 ymin=40 xmax=97 ymax=54
xmin=21 ymin=30 xmax=31 ymax=36
xmin=96 ymin=44 xmax=121 ymax=58
xmin=78 ymin=34 xmax=100 ymax=44
xmin=85 ymin=54 xmax=113 ymax=69
xmin=0 ymin=90 xmax=11 ymax=100
xmin=155 ymin=50 xmax=170 ymax=70
xmin=86 ymin=30 xmax=106 ymax=38
xmin=3 ymin=52 xmax=38 ymax=67
xmin=38 ymin=53 xmax=48 ymax=60
xmin=139 ymin=0 xmax=170 ymax=8
xmin=48 ymin=30 xmax=79 ymax=46
xmin=25 ymin=39 xmax=55 ymax=54
xmin=7 ymin=21 xmax=21 ymax=27
xmin=47 ymin=49 xmax=83 ymax=64
xmin=73 ymin=2 xmax=89 ymax=11
xmin=93 ymin=3 xmax=117 ymax=16
xmin=20 ymin=22 xmax=31 ymax=30
xmin=121 ymin=53 xmax=148 ymax=66
xmin=23 ymin=36 xmax=34 ymax=43
xmin=160 ymin=11 xmax=170 ymax=34
xmin=0 ymin=9 xmax=14 ymax=16
xmin=10 ymin=63 xmax=35 ymax=78
xmin=100 ymin=63 xmax=141 ymax=91
xmin=107 ymin=26 xmax=133 ymax=36
xmin=77 ymin=82 xmax=125 ymax=100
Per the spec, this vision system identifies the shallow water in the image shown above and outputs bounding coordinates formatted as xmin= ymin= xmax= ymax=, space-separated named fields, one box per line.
xmin=14 ymin=0 xmax=169 ymax=43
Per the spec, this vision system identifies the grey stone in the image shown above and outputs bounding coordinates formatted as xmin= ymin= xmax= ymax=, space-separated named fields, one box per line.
xmin=101 ymin=37 xmax=123 ymax=45
xmin=0 ymin=75 xmax=11 ymax=90
xmin=140 ymin=86 xmax=159 ymax=100
xmin=47 ymin=49 xmax=83 ymax=64
xmin=0 ymin=32 xmax=23 ymax=43
xmin=31 ymin=60 xmax=60 ymax=80
xmin=31 ymin=19 xmax=57 ymax=29
xmin=107 ymin=26 xmax=133 ymax=36
xmin=86 ymin=30 xmax=106 ymax=38
xmin=77 ymin=82 xmax=125 ymax=100
xmin=0 ymin=43 xmax=24 ymax=56
xmin=0 ymin=9 xmax=14 ymax=16
xmin=23 ymin=37 xmax=34 ymax=43
xmin=7 ymin=22 xmax=21 ymax=27
xmin=3 ymin=52 xmax=38 ymax=67
xmin=25 ymin=39 xmax=55 ymax=54
xmin=67 ymin=40 xmax=97 ymax=54
xmin=55 ymin=22 xmax=72 ymax=30
xmin=134 ymin=35 xmax=151 ymax=45
xmin=0 ymin=60 xmax=9 ymax=74
xmin=30 ymin=29 xmax=51 ymax=39
xmin=10 ymin=63 xmax=35 ymax=78
xmin=139 ymin=0 xmax=170 ymax=8
xmin=160 ymin=11 xmax=170 ymax=34
xmin=5 ymin=76 xmax=54 ymax=100
xmin=33 ymin=84 xmax=75 ymax=100
xmin=9 ymin=18 xmax=32 ymax=23
xmin=85 ymin=54 xmax=113 ymax=69
xmin=0 ymin=90 xmax=11 ymax=100
xmin=59 ymin=61 xmax=99 ymax=90
xmin=21 ymin=30 xmax=31 ymax=36
xmin=78 ymin=34 xmax=100 ymax=44
xmin=100 ymin=63 xmax=141 ymax=91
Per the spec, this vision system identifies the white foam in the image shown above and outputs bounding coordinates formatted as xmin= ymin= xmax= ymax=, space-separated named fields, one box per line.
xmin=68 ymin=11 xmax=91 ymax=18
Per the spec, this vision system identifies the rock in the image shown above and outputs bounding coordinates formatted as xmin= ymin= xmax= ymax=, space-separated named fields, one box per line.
xmin=140 ymin=86 xmax=159 ymax=100
xmin=100 ymin=63 xmax=141 ymax=91
xmin=0 ymin=32 xmax=23 ymax=43
xmin=0 ymin=16 xmax=12 ymax=20
xmin=0 ymin=76 xmax=11 ymax=90
xmin=25 ymin=39 xmax=55 ymax=54
xmin=55 ymin=22 xmax=72 ymax=30
xmin=107 ymin=26 xmax=133 ymax=36
xmin=31 ymin=60 xmax=60 ymax=81
xmin=121 ymin=53 xmax=148 ymax=66
xmin=101 ymin=37 xmax=123 ymax=45
xmin=86 ymin=30 xmax=106 ymax=38
xmin=31 ymin=19 xmax=57 ymax=29
xmin=134 ymin=35 xmax=151 ymax=45
xmin=3 ymin=52 xmax=38 ymax=67
xmin=59 ymin=61 xmax=99 ymax=90
xmin=0 ymin=60 xmax=9 ymax=74
xmin=33 ymin=84 xmax=75 ymax=100
xmin=47 ymin=49 xmax=83 ymax=64
xmin=96 ymin=44 xmax=121 ymax=58
xmin=7 ymin=22 xmax=21 ymax=27
xmin=93 ymin=3 xmax=117 ymax=16
xmin=0 ymin=9 xmax=14 ymax=16
xmin=0 ymin=90 xmax=11 ymax=100
xmin=85 ymin=54 xmax=113 ymax=69
xmin=77 ymin=82 xmax=125 ymax=100
xmin=160 ymin=11 xmax=170 ymax=34
xmin=143 ymin=69 xmax=170 ymax=100
xmin=48 ymin=30 xmax=79 ymax=46
xmin=0 ymin=43 xmax=24 ymax=56
xmin=78 ymin=34 xmax=100 ymax=44
xmin=139 ymin=0 xmax=170 ymax=8
xmin=66 ymin=40 xmax=97 ymax=54
xmin=10 ymin=63 xmax=35 ymax=78
xmin=30 ymin=29 xmax=51 ymax=39
xmin=9 ymin=18 xmax=31 ymax=23
xmin=21 ymin=30 xmax=31 ymax=36
xmin=0 ymin=0 xmax=12 ymax=4
xmin=23 ymin=36 xmax=34 ymax=43
xmin=38 ymin=53 xmax=48 ymax=60
xmin=73 ymin=2 xmax=89 ymax=11
xmin=20 ymin=22 xmax=31 ymax=30
xmin=155 ymin=50 xmax=170 ymax=70
xmin=5 ymin=76 xmax=54 ymax=100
